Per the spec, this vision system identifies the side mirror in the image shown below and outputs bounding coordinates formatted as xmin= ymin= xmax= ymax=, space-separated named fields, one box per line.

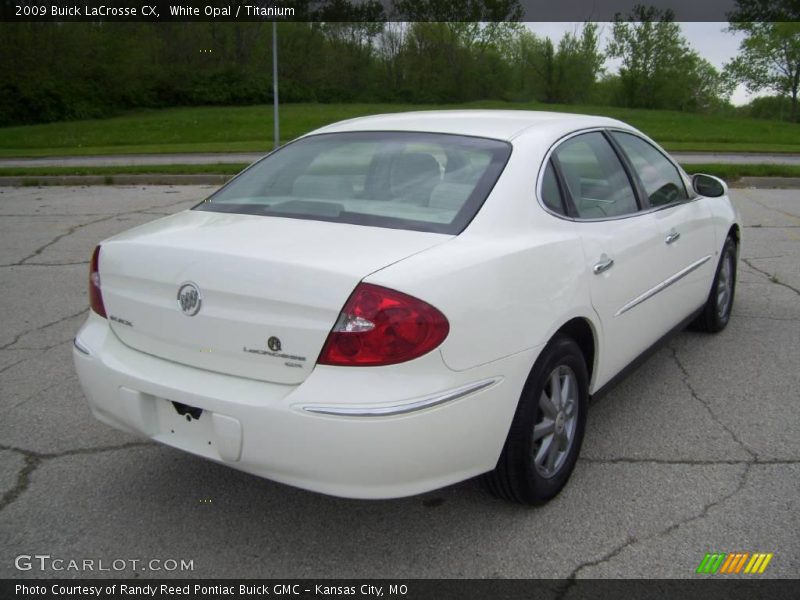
xmin=692 ymin=173 xmax=727 ymax=198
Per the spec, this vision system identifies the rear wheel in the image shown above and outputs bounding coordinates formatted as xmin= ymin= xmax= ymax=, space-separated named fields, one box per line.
xmin=485 ymin=334 xmax=588 ymax=505
xmin=692 ymin=236 xmax=737 ymax=333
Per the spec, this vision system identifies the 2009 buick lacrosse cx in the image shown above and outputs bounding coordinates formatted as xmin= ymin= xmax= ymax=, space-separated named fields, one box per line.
xmin=73 ymin=110 xmax=740 ymax=504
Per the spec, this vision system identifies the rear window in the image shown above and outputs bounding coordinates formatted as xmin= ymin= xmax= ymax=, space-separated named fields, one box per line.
xmin=195 ymin=132 xmax=511 ymax=234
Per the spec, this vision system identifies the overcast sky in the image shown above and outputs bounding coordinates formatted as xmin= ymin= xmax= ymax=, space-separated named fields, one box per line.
xmin=526 ymin=22 xmax=754 ymax=105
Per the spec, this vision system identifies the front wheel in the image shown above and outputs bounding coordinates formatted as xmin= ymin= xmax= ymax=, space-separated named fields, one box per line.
xmin=692 ymin=236 xmax=737 ymax=333
xmin=485 ymin=334 xmax=588 ymax=505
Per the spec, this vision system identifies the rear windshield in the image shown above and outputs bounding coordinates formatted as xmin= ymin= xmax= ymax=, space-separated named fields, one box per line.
xmin=195 ymin=131 xmax=511 ymax=234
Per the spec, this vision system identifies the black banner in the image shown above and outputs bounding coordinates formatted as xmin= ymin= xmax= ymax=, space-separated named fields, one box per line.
xmin=2 ymin=579 xmax=800 ymax=600
xmin=3 ymin=0 xmax=794 ymax=23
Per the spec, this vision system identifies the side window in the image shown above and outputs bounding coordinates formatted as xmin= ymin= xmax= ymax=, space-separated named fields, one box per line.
xmin=554 ymin=132 xmax=639 ymax=219
xmin=611 ymin=132 xmax=689 ymax=207
xmin=540 ymin=160 xmax=566 ymax=215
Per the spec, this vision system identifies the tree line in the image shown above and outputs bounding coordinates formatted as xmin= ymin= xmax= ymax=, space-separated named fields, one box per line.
xmin=0 ymin=1 xmax=797 ymax=126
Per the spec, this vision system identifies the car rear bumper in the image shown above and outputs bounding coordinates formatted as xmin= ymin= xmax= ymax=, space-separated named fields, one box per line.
xmin=73 ymin=313 xmax=537 ymax=499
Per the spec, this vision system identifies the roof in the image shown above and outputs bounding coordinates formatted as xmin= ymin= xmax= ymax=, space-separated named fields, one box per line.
xmin=309 ymin=110 xmax=631 ymax=142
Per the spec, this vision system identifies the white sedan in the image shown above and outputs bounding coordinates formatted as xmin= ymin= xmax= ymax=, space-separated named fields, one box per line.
xmin=73 ymin=111 xmax=740 ymax=504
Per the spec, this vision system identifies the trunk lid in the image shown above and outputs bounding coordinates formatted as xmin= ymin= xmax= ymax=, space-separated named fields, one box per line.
xmin=100 ymin=210 xmax=449 ymax=384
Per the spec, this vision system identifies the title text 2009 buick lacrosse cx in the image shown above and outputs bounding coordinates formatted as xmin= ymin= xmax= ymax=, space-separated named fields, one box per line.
xmin=73 ymin=111 xmax=740 ymax=504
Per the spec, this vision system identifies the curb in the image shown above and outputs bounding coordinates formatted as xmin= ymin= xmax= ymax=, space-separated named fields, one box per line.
xmin=0 ymin=173 xmax=232 ymax=186
xmin=732 ymin=176 xmax=800 ymax=189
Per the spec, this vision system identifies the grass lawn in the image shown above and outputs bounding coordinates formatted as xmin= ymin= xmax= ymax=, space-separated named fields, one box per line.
xmin=1 ymin=101 xmax=799 ymax=158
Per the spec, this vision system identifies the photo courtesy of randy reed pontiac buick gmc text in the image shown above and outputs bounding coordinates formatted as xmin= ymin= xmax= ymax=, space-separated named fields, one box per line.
xmin=16 ymin=583 xmax=403 ymax=596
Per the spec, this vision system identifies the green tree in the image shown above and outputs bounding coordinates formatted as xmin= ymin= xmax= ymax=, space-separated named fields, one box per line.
xmin=506 ymin=24 xmax=602 ymax=104
xmin=686 ymin=55 xmax=734 ymax=112
xmin=607 ymin=5 xmax=694 ymax=109
xmin=506 ymin=29 xmax=548 ymax=101
xmin=554 ymin=23 xmax=604 ymax=104
xmin=606 ymin=5 xmax=730 ymax=111
xmin=725 ymin=1 xmax=800 ymax=121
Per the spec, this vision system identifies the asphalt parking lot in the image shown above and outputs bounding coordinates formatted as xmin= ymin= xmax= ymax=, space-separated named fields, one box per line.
xmin=0 ymin=185 xmax=797 ymax=579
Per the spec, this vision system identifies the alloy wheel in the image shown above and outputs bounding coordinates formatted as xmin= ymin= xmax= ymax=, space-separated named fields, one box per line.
xmin=533 ymin=365 xmax=579 ymax=478
xmin=716 ymin=252 xmax=734 ymax=320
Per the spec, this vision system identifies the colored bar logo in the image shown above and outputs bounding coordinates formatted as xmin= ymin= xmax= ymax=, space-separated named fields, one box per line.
xmin=696 ymin=552 xmax=773 ymax=574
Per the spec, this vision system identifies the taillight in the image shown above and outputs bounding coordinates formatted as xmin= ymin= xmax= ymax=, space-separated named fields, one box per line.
xmin=318 ymin=283 xmax=449 ymax=367
xmin=89 ymin=245 xmax=107 ymax=318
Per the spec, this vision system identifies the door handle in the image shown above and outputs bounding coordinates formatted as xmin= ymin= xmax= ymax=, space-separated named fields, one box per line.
xmin=666 ymin=231 xmax=681 ymax=244
xmin=593 ymin=257 xmax=614 ymax=275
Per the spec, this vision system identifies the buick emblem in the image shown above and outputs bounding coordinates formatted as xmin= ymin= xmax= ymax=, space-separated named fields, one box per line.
xmin=268 ymin=336 xmax=282 ymax=352
xmin=177 ymin=282 xmax=202 ymax=316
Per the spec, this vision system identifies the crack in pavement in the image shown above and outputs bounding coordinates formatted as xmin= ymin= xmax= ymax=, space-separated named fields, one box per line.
xmin=740 ymin=254 xmax=784 ymax=260
xmin=558 ymin=535 xmax=638 ymax=590
xmin=0 ymin=356 xmax=33 ymax=376
xmin=557 ymin=463 xmax=752 ymax=587
xmin=0 ymin=339 xmax=73 ymax=380
xmin=0 ymin=454 xmax=41 ymax=515
xmin=0 ymin=441 xmax=154 ymax=513
xmin=12 ymin=337 xmax=75 ymax=351
xmin=0 ymin=307 xmax=88 ymax=351
xmin=555 ymin=347 xmax=766 ymax=587
xmin=0 ymin=261 xmax=90 ymax=267
xmin=670 ymin=347 xmax=758 ymax=461
xmin=0 ymin=197 xmax=191 ymax=268
xmin=10 ymin=213 xmax=120 ymax=266
xmin=644 ymin=462 xmax=751 ymax=540
xmin=8 ymin=379 xmax=65 ymax=410
xmin=742 ymin=257 xmax=800 ymax=297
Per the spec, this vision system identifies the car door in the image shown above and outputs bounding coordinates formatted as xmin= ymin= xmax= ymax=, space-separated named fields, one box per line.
xmin=549 ymin=131 xmax=680 ymax=389
xmin=609 ymin=131 xmax=717 ymax=324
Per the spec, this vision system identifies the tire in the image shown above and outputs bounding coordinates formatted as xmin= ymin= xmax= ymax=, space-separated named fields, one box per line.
xmin=692 ymin=236 xmax=737 ymax=333
xmin=485 ymin=334 xmax=588 ymax=505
